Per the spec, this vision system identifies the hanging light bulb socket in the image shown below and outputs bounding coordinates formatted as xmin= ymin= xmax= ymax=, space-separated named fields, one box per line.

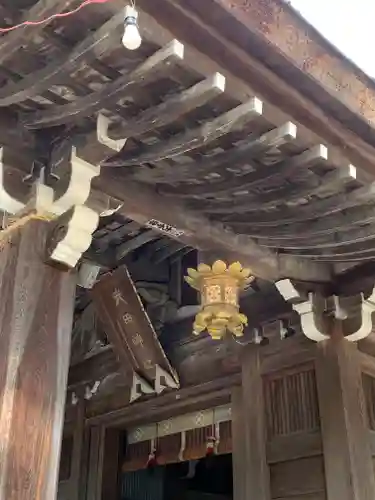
xmin=122 ymin=4 xmax=142 ymax=51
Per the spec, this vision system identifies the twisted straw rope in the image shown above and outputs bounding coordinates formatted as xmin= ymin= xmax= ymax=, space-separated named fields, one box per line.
xmin=0 ymin=213 xmax=54 ymax=249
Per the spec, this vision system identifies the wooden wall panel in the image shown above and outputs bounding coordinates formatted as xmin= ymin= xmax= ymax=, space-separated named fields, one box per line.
xmin=270 ymin=457 xmax=326 ymax=499
xmin=264 ymin=366 xmax=320 ymax=440
xmin=363 ymin=374 xmax=375 ymax=430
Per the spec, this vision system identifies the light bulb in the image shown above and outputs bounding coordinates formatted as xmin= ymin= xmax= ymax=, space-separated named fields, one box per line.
xmin=122 ymin=5 xmax=142 ymax=50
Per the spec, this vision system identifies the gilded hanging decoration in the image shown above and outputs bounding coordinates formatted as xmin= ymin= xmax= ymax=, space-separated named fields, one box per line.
xmin=184 ymin=260 xmax=254 ymax=340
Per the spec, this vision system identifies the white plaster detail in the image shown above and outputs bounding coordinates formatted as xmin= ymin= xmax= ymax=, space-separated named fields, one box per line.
xmin=97 ymin=114 xmax=127 ymax=152
xmin=295 ymin=290 xmax=375 ymax=343
xmin=275 ymin=278 xmax=301 ymax=301
xmin=179 ymin=431 xmax=187 ymax=462
xmin=51 ymin=147 xmax=100 ymax=216
xmin=333 ymin=295 xmax=348 ymax=320
xmin=34 ymin=183 xmax=55 ymax=213
xmin=293 ymin=293 xmax=329 ymax=342
xmin=77 ymin=261 xmax=101 ymax=289
xmin=0 ymin=147 xmax=100 ymax=217
xmin=345 ymin=290 xmax=375 ymax=342
xmin=84 ymin=380 xmax=101 ymax=400
xmin=49 ymin=205 xmax=99 ymax=269
xmin=130 ymin=372 xmax=155 ymax=403
xmin=155 ymin=364 xmax=180 ymax=394
xmin=100 ymin=204 xmax=123 ymax=217
xmin=71 ymin=392 xmax=79 ymax=406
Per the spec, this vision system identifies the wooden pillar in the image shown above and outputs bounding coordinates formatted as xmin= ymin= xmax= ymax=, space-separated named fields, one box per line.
xmin=86 ymin=426 xmax=123 ymax=500
xmin=0 ymin=220 xmax=75 ymax=500
xmin=315 ymin=337 xmax=375 ymax=500
xmin=232 ymin=347 xmax=271 ymax=500
xmin=69 ymin=398 xmax=88 ymax=500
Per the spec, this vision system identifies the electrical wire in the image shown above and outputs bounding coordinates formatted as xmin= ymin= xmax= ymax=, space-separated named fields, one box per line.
xmin=0 ymin=0 xmax=112 ymax=34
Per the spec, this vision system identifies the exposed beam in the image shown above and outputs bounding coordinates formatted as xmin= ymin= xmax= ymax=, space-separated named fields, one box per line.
xmin=156 ymin=121 xmax=298 ymax=189
xmin=177 ymin=144 xmax=327 ymax=199
xmin=96 ymin=169 xmax=331 ymax=282
xmin=86 ymin=374 xmax=239 ymax=427
xmin=0 ymin=12 xmax=124 ymax=107
xmin=152 ymin=241 xmax=189 ymax=264
xmin=256 ymin=224 xmax=375 ymax=251
xmin=224 ymin=179 xmax=375 ymax=226
xmin=0 ymin=0 xmax=77 ymax=66
xmin=115 ymin=230 xmax=160 ymax=261
xmin=201 ymin=0 xmax=375 ymax=127
xmin=139 ymin=0 xmax=375 ymax=181
xmin=237 ymin=162 xmax=356 ymax=213
xmin=228 ymin=203 xmax=375 ymax=239
xmin=203 ymin=159 xmax=356 ymax=215
xmin=282 ymin=248 xmax=375 ymax=263
xmin=24 ymin=40 xmax=185 ymax=128
xmin=102 ymin=98 xmax=263 ymax=166
xmin=110 ymin=72 xmax=226 ymax=139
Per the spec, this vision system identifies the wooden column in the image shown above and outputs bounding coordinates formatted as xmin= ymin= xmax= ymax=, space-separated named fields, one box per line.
xmin=86 ymin=426 xmax=123 ymax=500
xmin=69 ymin=398 xmax=88 ymax=500
xmin=315 ymin=337 xmax=375 ymax=500
xmin=0 ymin=220 xmax=75 ymax=500
xmin=232 ymin=347 xmax=271 ymax=500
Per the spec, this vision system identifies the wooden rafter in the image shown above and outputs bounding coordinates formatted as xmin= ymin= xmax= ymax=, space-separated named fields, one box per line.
xmin=24 ymin=40 xmax=185 ymax=128
xmin=110 ymin=72 xmax=226 ymax=139
xmin=0 ymin=0 xmax=77 ymax=66
xmin=97 ymin=170 xmax=331 ymax=282
xmin=223 ymin=182 xmax=375 ymax=227
xmin=0 ymin=11 xmax=124 ymax=108
xmin=153 ymin=122 xmax=297 ymax=188
xmin=172 ymin=145 xmax=328 ymax=200
xmin=102 ymin=98 xmax=263 ymax=166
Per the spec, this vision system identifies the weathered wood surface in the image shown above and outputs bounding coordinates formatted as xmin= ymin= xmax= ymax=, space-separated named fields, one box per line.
xmin=86 ymin=373 xmax=238 ymax=427
xmin=198 ymin=0 xmax=375 ymax=126
xmin=25 ymin=40 xmax=185 ymax=129
xmin=96 ymin=171 xmax=331 ymax=282
xmin=270 ymin=456 xmax=326 ymax=499
xmin=315 ymin=338 xmax=375 ymax=500
xmin=231 ymin=386 xmax=248 ymax=500
xmin=0 ymin=0 xmax=77 ymax=67
xmin=0 ymin=220 xmax=75 ymax=500
xmin=68 ymin=398 xmax=86 ymax=500
xmin=91 ymin=266 xmax=175 ymax=382
xmin=237 ymin=347 xmax=271 ymax=500
xmin=103 ymin=98 xmax=262 ymax=166
xmin=143 ymin=0 xmax=375 ymax=177
xmin=0 ymin=11 xmax=124 ymax=108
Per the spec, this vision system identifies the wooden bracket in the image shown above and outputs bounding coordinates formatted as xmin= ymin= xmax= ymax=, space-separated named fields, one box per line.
xmin=293 ymin=289 xmax=375 ymax=342
xmin=97 ymin=114 xmax=127 ymax=152
xmin=46 ymin=205 xmax=99 ymax=269
xmin=130 ymin=372 xmax=155 ymax=403
xmin=155 ymin=364 xmax=180 ymax=394
xmin=0 ymin=146 xmax=100 ymax=216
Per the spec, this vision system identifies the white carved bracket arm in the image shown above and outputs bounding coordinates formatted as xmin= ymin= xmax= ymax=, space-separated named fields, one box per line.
xmin=97 ymin=114 xmax=127 ymax=152
xmin=276 ymin=279 xmax=375 ymax=342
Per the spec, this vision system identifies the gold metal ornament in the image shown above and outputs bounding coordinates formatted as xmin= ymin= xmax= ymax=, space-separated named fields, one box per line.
xmin=184 ymin=260 xmax=254 ymax=340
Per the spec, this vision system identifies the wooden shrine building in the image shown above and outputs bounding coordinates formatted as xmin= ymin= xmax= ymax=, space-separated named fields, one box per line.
xmin=2 ymin=0 xmax=375 ymax=499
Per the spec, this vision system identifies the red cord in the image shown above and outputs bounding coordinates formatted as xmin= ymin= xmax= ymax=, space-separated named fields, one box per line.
xmin=0 ymin=0 xmax=112 ymax=33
